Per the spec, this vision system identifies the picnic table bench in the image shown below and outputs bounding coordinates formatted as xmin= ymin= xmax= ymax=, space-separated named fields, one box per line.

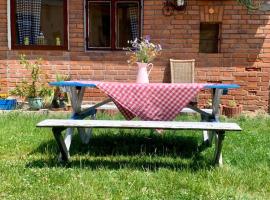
xmin=37 ymin=119 xmax=241 ymax=166
xmin=37 ymin=81 xmax=242 ymax=166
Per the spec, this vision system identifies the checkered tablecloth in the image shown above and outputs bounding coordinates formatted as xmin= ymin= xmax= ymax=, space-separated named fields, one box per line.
xmin=96 ymin=82 xmax=208 ymax=121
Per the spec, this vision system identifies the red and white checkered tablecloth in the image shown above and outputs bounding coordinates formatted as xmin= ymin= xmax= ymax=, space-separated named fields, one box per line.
xmin=96 ymin=82 xmax=208 ymax=121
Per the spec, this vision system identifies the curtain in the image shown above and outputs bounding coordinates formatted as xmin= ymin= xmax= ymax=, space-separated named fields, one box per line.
xmin=128 ymin=6 xmax=139 ymax=41
xmin=16 ymin=0 xmax=42 ymax=45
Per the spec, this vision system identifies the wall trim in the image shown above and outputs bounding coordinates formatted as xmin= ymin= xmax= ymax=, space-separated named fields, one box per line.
xmin=7 ymin=0 xmax=11 ymax=50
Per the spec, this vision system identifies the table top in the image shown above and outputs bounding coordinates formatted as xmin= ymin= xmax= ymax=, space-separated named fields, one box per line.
xmin=50 ymin=81 xmax=240 ymax=121
xmin=50 ymin=80 xmax=240 ymax=89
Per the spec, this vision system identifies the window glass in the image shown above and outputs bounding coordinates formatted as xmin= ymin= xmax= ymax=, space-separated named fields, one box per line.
xmin=116 ymin=3 xmax=139 ymax=48
xmin=86 ymin=0 xmax=141 ymax=50
xmin=12 ymin=0 xmax=66 ymax=48
xmin=199 ymin=23 xmax=220 ymax=53
xmin=40 ymin=0 xmax=64 ymax=46
xmin=88 ymin=2 xmax=111 ymax=48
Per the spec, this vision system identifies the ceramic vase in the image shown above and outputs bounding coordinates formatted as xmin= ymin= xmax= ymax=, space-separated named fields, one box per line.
xmin=136 ymin=62 xmax=153 ymax=83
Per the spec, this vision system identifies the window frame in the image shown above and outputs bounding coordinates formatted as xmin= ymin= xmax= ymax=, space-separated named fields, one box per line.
xmin=199 ymin=22 xmax=221 ymax=54
xmin=10 ymin=0 xmax=68 ymax=50
xmin=85 ymin=0 xmax=142 ymax=50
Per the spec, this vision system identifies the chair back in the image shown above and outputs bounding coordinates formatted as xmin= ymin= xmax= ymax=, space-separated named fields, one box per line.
xmin=170 ymin=59 xmax=195 ymax=83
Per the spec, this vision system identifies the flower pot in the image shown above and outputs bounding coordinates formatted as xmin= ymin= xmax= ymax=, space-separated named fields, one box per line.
xmin=59 ymin=98 xmax=66 ymax=108
xmin=136 ymin=62 xmax=153 ymax=83
xmin=28 ymin=97 xmax=43 ymax=110
xmin=64 ymin=105 xmax=72 ymax=111
xmin=222 ymin=104 xmax=243 ymax=118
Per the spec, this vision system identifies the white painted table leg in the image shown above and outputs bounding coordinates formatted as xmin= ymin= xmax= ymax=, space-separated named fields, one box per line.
xmin=62 ymin=86 xmax=87 ymax=153
xmin=82 ymin=113 xmax=96 ymax=144
xmin=64 ymin=127 xmax=74 ymax=150
xmin=77 ymin=98 xmax=111 ymax=144
xmin=214 ymin=131 xmax=225 ymax=166
xmin=203 ymin=130 xmax=214 ymax=145
xmin=203 ymin=88 xmax=223 ymax=145
xmin=58 ymin=130 xmax=72 ymax=161
xmin=64 ymin=86 xmax=112 ymax=147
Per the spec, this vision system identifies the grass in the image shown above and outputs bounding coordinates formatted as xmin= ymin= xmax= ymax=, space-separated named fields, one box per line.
xmin=0 ymin=111 xmax=269 ymax=199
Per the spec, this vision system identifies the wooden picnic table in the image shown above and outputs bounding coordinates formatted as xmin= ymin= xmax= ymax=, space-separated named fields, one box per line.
xmin=37 ymin=81 xmax=241 ymax=165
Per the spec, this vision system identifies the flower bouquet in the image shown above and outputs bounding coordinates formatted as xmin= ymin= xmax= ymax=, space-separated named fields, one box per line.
xmin=125 ymin=36 xmax=162 ymax=83
xmin=125 ymin=36 xmax=162 ymax=65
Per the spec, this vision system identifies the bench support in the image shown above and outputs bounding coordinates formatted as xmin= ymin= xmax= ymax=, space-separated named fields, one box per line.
xmin=53 ymin=128 xmax=227 ymax=165
xmin=52 ymin=127 xmax=69 ymax=161
xmin=65 ymin=85 xmax=111 ymax=147
xmin=214 ymin=131 xmax=225 ymax=166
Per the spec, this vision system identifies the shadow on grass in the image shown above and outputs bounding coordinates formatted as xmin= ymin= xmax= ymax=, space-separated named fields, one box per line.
xmin=27 ymin=129 xmax=212 ymax=170
xmin=26 ymin=155 xmax=211 ymax=171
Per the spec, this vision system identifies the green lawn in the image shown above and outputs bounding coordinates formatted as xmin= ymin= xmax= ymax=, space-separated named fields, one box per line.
xmin=0 ymin=112 xmax=269 ymax=199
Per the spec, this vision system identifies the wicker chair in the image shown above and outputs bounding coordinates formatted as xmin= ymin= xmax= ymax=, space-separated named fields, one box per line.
xmin=170 ymin=59 xmax=196 ymax=105
xmin=170 ymin=59 xmax=195 ymax=83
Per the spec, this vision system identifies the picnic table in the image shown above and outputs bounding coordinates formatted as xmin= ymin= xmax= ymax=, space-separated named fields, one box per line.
xmin=37 ymin=81 xmax=241 ymax=166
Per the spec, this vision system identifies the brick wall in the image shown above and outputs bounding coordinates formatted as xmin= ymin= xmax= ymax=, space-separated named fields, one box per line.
xmin=0 ymin=0 xmax=269 ymax=111
xmin=0 ymin=0 xmax=7 ymax=94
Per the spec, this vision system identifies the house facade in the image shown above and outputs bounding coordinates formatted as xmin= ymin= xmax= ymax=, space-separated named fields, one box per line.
xmin=0 ymin=0 xmax=269 ymax=111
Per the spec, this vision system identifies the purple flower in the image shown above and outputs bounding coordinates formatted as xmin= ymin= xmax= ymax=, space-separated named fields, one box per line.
xmin=145 ymin=35 xmax=151 ymax=42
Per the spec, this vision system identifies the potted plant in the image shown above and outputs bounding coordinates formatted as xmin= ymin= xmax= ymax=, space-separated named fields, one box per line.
xmin=9 ymin=55 xmax=52 ymax=110
xmin=237 ymin=0 xmax=259 ymax=10
xmin=222 ymin=100 xmax=243 ymax=118
xmin=51 ymin=73 xmax=71 ymax=110
xmin=125 ymin=36 xmax=162 ymax=83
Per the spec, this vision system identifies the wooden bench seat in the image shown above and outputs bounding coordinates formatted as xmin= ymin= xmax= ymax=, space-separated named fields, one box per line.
xmin=81 ymin=104 xmax=213 ymax=114
xmin=37 ymin=119 xmax=241 ymax=166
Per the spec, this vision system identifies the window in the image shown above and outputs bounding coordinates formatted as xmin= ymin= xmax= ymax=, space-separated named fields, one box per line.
xmin=11 ymin=0 xmax=67 ymax=50
xmin=86 ymin=0 xmax=141 ymax=50
xmin=199 ymin=23 xmax=221 ymax=53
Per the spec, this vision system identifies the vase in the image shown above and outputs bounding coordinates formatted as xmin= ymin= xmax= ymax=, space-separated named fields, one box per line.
xmin=28 ymin=97 xmax=43 ymax=110
xmin=136 ymin=62 xmax=153 ymax=83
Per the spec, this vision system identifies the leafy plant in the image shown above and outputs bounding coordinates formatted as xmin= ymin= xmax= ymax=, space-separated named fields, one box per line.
xmin=237 ymin=0 xmax=260 ymax=10
xmin=51 ymin=73 xmax=71 ymax=108
xmin=228 ymin=100 xmax=237 ymax=108
xmin=125 ymin=36 xmax=162 ymax=65
xmin=206 ymin=99 xmax=212 ymax=108
xmin=56 ymin=73 xmax=71 ymax=82
xmin=9 ymin=55 xmax=52 ymax=98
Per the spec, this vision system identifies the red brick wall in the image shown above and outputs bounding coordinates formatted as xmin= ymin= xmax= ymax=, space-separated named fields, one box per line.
xmin=0 ymin=0 xmax=8 ymax=94
xmin=0 ymin=0 xmax=270 ymax=111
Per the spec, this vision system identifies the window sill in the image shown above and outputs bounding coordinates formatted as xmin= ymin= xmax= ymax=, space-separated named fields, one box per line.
xmin=11 ymin=45 xmax=68 ymax=51
xmin=85 ymin=49 xmax=126 ymax=53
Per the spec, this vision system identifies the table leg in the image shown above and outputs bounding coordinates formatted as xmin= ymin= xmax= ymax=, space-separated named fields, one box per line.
xmin=64 ymin=87 xmax=112 ymax=149
xmin=63 ymin=86 xmax=86 ymax=153
xmin=73 ymin=98 xmax=111 ymax=144
xmin=203 ymin=88 xmax=223 ymax=145
xmin=53 ymin=127 xmax=70 ymax=161
xmin=79 ymin=113 xmax=96 ymax=144
xmin=213 ymin=131 xmax=225 ymax=166
xmin=64 ymin=128 xmax=73 ymax=151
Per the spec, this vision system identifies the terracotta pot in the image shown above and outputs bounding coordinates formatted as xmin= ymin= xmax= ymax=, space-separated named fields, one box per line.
xmin=222 ymin=104 xmax=243 ymax=118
